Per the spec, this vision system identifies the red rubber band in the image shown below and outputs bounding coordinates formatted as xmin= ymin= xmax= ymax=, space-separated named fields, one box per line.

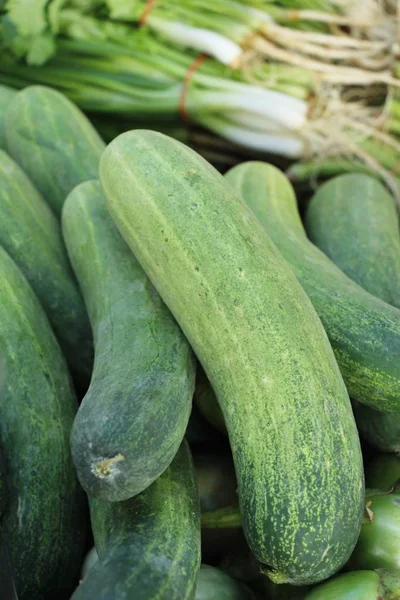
xmin=179 ymin=54 xmax=207 ymax=121
xmin=139 ymin=0 xmax=157 ymax=27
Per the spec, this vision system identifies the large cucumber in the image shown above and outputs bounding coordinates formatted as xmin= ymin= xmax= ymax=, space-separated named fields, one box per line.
xmin=63 ymin=180 xmax=195 ymax=501
xmin=0 ymin=247 xmax=85 ymax=599
xmin=0 ymin=84 xmax=15 ymax=149
xmin=5 ymin=85 xmax=105 ymax=217
xmin=100 ymin=130 xmax=364 ymax=585
xmin=305 ymin=174 xmax=400 ymax=452
xmin=225 ymin=162 xmax=400 ymax=415
xmin=0 ymin=150 xmax=93 ymax=389
xmin=72 ymin=441 xmax=200 ymax=600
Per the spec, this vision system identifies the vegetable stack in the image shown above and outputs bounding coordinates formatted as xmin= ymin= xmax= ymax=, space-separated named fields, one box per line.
xmin=1 ymin=37 xmax=400 ymax=598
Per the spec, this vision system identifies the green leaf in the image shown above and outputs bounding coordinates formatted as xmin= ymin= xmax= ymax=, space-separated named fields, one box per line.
xmin=26 ymin=31 xmax=55 ymax=64
xmin=4 ymin=0 xmax=48 ymax=36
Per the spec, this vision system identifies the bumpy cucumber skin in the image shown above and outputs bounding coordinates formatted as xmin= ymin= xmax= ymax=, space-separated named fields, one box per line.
xmin=0 ymin=84 xmax=15 ymax=149
xmin=72 ymin=441 xmax=201 ymax=600
xmin=5 ymin=85 xmax=105 ymax=218
xmin=195 ymin=565 xmax=256 ymax=600
xmin=226 ymin=161 xmax=400 ymax=415
xmin=0 ymin=247 xmax=86 ymax=599
xmin=100 ymin=131 xmax=364 ymax=585
xmin=305 ymin=174 xmax=400 ymax=451
xmin=63 ymin=180 xmax=195 ymax=501
xmin=0 ymin=150 xmax=93 ymax=389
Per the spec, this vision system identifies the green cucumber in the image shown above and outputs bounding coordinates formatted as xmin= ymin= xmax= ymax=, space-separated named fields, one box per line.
xmin=225 ymin=162 xmax=400 ymax=415
xmin=63 ymin=180 xmax=195 ymax=501
xmin=305 ymin=569 xmax=400 ymax=600
xmin=349 ymin=491 xmax=400 ymax=572
xmin=0 ymin=247 xmax=85 ymax=599
xmin=100 ymin=130 xmax=364 ymax=585
xmin=5 ymin=85 xmax=105 ymax=218
xmin=81 ymin=547 xmax=99 ymax=581
xmin=72 ymin=440 xmax=201 ymax=600
xmin=305 ymin=174 xmax=400 ymax=452
xmin=0 ymin=150 xmax=93 ymax=389
xmin=365 ymin=455 xmax=400 ymax=490
xmin=0 ymin=84 xmax=15 ymax=149
xmin=195 ymin=565 xmax=256 ymax=600
xmin=305 ymin=175 xmax=400 ymax=306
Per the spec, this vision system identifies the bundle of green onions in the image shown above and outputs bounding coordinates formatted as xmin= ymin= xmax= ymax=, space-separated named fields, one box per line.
xmin=1 ymin=0 xmax=400 ymax=198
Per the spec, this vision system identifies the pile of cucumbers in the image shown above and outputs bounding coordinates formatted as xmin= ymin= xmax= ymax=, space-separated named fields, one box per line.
xmin=1 ymin=82 xmax=400 ymax=600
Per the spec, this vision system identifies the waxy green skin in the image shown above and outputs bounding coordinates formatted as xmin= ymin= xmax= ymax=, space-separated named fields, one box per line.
xmin=0 ymin=84 xmax=15 ymax=149
xmin=100 ymin=130 xmax=364 ymax=585
xmin=365 ymin=455 xmax=400 ymax=491
xmin=195 ymin=565 xmax=256 ymax=600
xmin=63 ymin=180 xmax=195 ymax=501
xmin=349 ymin=492 xmax=400 ymax=572
xmin=5 ymin=85 xmax=105 ymax=218
xmin=72 ymin=441 xmax=201 ymax=600
xmin=0 ymin=248 xmax=85 ymax=600
xmin=226 ymin=162 xmax=400 ymax=415
xmin=305 ymin=174 xmax=400 ymax=451
xmin=0 ymin=150 xmax=93 ymax=389
xmin=305 ymin=569 xmax=400 ymax=600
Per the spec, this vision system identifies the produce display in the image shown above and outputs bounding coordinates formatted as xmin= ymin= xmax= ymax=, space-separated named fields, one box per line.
xmin=2 ymin=3 xmax=400 ymax=597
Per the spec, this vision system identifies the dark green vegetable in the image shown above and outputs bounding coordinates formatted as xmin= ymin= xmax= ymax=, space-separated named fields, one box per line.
xmin=349 ymin=490 xmax=400 ymax=572
xmin=305 ymin=569 xmax=400 ymax=599
xmin=186 ymin=403 xmax=226 ymax=447
xmin=100 ymin=130 xmax=364 ymax=585
xmin=195 ymin=565 xmax=256 ymax=600
xmin=0 ymin=84 xmax=15 ymax=149
xmin=365 ymin=454 xmax=400 ymax=490
xmin=226 ymin=161 xmax=400 ymax=415
xmin=5 ymin=85 xmax=105 ymax=218
xmin=72 ymin=441 xmax=201 ymax=600
xmin=0 ymin=150 xmax=93 ymax=389
xmin=0 ymin=247 xmax=86 ymax=599
xmin=63 ymin=180 xmax=195 ymax=501
xmin=305 ymin=174 xmax=400 ymax=452
xmin=195 ymin=453 xmax=237 ymax=512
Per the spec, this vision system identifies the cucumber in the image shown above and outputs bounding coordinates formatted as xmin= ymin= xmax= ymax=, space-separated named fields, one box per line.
xmin=0 ymin=247 xmax=86 ymax=599
xmin=5 ymin=85 xmax=105 ymax=218
xmin=305 ymin=174 xmax=400 ymax=452
xmin=349 ymin=491 xmax=400 ymax=572
xmin=186 ymin=403 xmax=226 ymax=447
xmin=81 ymin=547 xmax=99 ymax=581
xmin=195 ymin=565 xmax=256 ymax=600
xmin=0 ymin=84 xmax=15 ymax=149
xmin=72 ymin=440 xmax=201 ymax=600
xmin=63 ymin=180 xmax=195 ymax=501
xmin=305 ymin=569 xmax=399 ymax=600
xmin=225 ymin=161 xmax=400 ymax=415
xmin=100 ymin=130 xmax=364 ymax=585
xmin=365 ymin=454 xmax=400 ymax=490
xmin=0 ymin=150 xmax=93 ymax=389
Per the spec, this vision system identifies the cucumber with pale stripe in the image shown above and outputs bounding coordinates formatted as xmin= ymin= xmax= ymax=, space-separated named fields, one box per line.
xmin=5 ymin=85 xmax=105 ymax=217
xmin=0 ymin=247 xmax=85 ymax=599
xmin=305 ymin=174 xmax=400 ymax=452
xmin=226 ymin=161 xmax=400 ymax=416
xmin=0 ymin=150 xmax=93 ymax=389
xmin=72 ymin=441 xmax=200 ymax=600
xmin=63 ymin=180 xmax=195 ymax=501
xmin=100 ymin=130 xmax=364 ymax=585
